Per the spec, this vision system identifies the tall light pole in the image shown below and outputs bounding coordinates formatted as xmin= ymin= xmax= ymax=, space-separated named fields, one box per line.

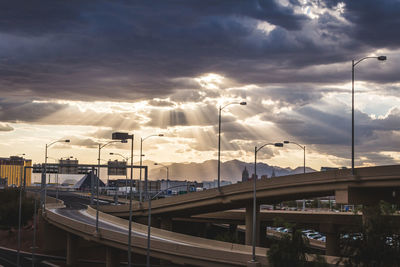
xmin=111 ymin=132 xmax=134 ymax=267
xmin=154 ymin=162 xmax=169 ymax=192
xmin=97 ymin=139 xmax=127 ymax=233
xmin=43 ymin=139 xmax=70 ymax=211
xmin=251 ymin=142 xmax=283 ymax=263
xmin=351 ymin=55 xmax=387 ymax=175
xmin=217 ymin=101 xmax=246 ymax=190
xmin=139 ymin=134 xmax=163 ymax=202
xmin=283 ymin=141 xmax=305 ymax=173
xmin=283 ymin=140 xmax=306 ymax=210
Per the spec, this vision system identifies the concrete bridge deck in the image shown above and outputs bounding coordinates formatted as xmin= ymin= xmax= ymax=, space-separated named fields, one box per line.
xmin=99 ymin=165 xmax=400 ymax=218
xmin=45 ymin=204 xmax=271 ymax=266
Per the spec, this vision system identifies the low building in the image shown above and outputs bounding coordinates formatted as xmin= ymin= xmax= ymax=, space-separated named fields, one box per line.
xmin=72 ymin=171 xmax=105 ymax=191
xmin=0 ymin=156 xmax=32 ymax=187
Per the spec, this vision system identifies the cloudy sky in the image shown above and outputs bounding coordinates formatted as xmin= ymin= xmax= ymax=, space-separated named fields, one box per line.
xmin=1 ymin=0 xmax=399 ymax=172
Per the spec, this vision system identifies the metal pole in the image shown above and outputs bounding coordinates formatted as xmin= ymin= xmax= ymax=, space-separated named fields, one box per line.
xmin=96 ymin=145 xmax=100 ymax=233
xmin=16 ymin=167 xmax=25 ymax=266
xmin=128 ymin=135 xmax=134 ymax=267
xmin=32 ymin=197 xmax=37 ymax=267
xmin=56 ymin=172 xmax=59 ymax=202
xmin=139 ymin=138 xmax=143 ymax=202
xmin=303 ymin=146 xmax=306 ymax=174
xmin=147 ymin=193 xmax=151 ymax=267
xmin=43 ymin=144 xmax=48 ymax=211
xmin=125 ymin=167 xmax=128 ymax=201
xmin=166 ymin=167 xmax=169 ymax=191
xmin=252 ymin=146 xmax=257 ymax=262
xmin=90 ymin=167 xmax=94 ymax=205
xmin=217 ymin=106 xmax=222 ymax=189
xmin=352 ymin=60 xmax=355 ymax=175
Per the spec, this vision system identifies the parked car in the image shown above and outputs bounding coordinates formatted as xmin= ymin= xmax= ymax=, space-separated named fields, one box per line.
xmin=305 ymin=232 xmax=320 ymax=239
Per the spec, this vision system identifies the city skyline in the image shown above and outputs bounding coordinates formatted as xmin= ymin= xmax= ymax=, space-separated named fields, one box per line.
xmin=1 ymin=1 xmax=400 ymax=171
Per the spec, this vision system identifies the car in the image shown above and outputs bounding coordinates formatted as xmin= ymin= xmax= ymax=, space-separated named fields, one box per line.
xmin=309 ymin=234 xmax=323 ymax=240
xmin=305 ymin=232 xmax=320 ymax=239
xmin=275 ymin=227 xmax=285 ymax=232
xmin=302 ymin=229 xmax=315 ymax=235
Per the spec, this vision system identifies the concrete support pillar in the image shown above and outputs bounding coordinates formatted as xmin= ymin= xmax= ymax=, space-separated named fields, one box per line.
xmin=245 ymin=204 xmax=260 ymax=246
xmin=321 ymin=224 xmax=339 ymax=256
xmin=326 ymin=232 xmax=339 ymax=256
xmin=106 ymin=247 xmax=120 ymax=267
xmin=66 ymin=233 xmax=79 ymax=266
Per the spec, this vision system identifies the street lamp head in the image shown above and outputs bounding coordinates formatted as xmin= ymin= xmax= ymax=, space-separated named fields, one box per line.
xmin=158 ymin=134 xmax=164 ymax=137
xmin=109 ymin=152 xmax=114 ymax=155
xmin=274 ymin=143 xmax=284 ymax=147
xmin=283 ymin=141 xmax=290 ymax=144
xmin=121 ymin=140 xmax=128 ymax=143
xmin=377 ymin=56 xmax=387 ymax=61
xmin=240 ymin=102 xmax=247 ymax=105
xmin=154 ymin=163 xmax=158 ymax=165
xmin=64 ymin=139 xmax=70 ymax=143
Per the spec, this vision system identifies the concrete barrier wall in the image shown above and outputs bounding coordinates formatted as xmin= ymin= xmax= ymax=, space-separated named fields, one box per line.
xmin=46 ymin=207 xmax=268 ymax=266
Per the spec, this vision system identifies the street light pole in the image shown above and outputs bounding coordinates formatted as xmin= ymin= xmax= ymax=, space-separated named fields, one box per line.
xmin=154 ymin=163 xmax=169 ymax=191
xmin=351 ymin=55 xmax=387 ymax=175
xmin=96 ymin=140 xmax=127 ymax=233
xmin=139 ymin=134 xmax=163 ymax=202
xmin=16 ymin=166 xmax=26 ymax=267
xmin=283 ymin=140 xmax=306 ymax=210
xmin=43 ymin=139 xmax=70 ymax=212
xmin=251 ymin=142 xmax=283 ymax=263
xmin=217 ymin=101 xmax=246 ymax=190
xmin=283 ymin=141 xmax=306 ymax=173
xmin=110 ymin=132 xmax=134 ymax=267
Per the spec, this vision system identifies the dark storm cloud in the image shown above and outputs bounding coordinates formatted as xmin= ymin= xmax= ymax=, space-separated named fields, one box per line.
xmin=344 ymin=0 xmax=400 ymax=48
xmin=0 ymin=100 xmax=69 ymax=122
xmin=0 ymin=99 xmax=142 ymax=130
xmin=2 ymin=0 xmax=398 ymax=103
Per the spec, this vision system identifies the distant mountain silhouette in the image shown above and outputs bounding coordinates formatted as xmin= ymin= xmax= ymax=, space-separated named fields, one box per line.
xmin=149 ymin=159 xmax=316 ymax=182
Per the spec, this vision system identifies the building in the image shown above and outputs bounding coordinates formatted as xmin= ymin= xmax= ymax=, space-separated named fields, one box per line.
xmin=72 ymin=171 xmax=105 ymax=191
xmin=242 ymin=166 xmax=249 ymax=182
xmin=59 ymin=158 xmax=79 ymax=174
xmin=0 ymin=156 xmax=32 ymax=187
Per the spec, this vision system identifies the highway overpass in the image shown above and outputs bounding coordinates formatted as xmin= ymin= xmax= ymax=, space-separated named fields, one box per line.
xmin=40 ymin=165 xmax=400 ymax=265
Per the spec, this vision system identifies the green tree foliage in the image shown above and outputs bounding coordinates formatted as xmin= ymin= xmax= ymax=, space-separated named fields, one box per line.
xmin=0 ymin=189 xmax=34 ymax=229
xmin=268 ymin=218 xmax=328 ymax=267
xmin=339 ymin=201 xmax=400 ymax=267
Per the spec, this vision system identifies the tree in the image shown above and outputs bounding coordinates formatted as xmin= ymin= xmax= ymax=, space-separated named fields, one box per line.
xmin=339 ymin=201 xmax=400 ymax=267
xmin=268 ymin=218 xmax=328 ymax=267
xmin=0 ymin=188 xmax=34 ymax=229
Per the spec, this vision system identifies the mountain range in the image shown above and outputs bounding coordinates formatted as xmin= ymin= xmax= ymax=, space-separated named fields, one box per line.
xmin=148 ymin=159 xmax=316 ymax=182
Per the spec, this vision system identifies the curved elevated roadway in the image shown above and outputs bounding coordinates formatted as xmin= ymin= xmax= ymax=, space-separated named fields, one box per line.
xmin=44 ymin=204 xmax=271 ymax=266
xmin=100 ymin=165 xmax=400 ymax=218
